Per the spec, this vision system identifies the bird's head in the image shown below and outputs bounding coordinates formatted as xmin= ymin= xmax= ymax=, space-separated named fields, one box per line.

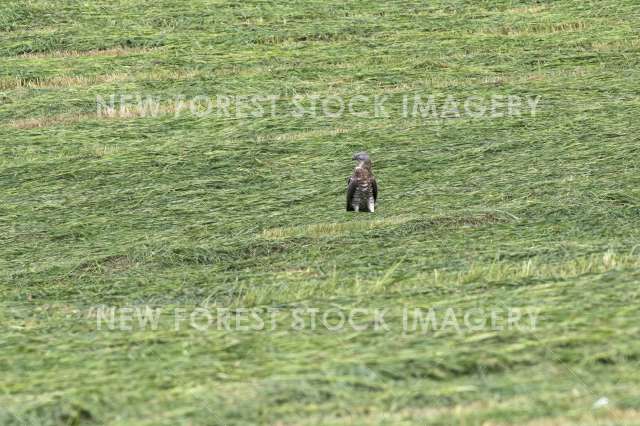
xmin=352 ymin=152 xmax=370 ymax=162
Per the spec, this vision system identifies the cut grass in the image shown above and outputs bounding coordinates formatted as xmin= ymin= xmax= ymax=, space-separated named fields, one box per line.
xmin=1 ymin=0 xmax=640 ymax=425
xmin=15 ymin=46 xmax=157 ymax=59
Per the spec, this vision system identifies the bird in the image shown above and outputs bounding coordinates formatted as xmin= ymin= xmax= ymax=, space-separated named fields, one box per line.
xmin=346 ymin=152 xmax=377 ymax=212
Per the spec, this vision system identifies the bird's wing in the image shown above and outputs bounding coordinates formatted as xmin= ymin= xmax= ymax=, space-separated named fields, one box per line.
xmin=372 ymin=177 xmax=378 ymax=202
xmin=346 ymin=177 xmax=357 ymax=211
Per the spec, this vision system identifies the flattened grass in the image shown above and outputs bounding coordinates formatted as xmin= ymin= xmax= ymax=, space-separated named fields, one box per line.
xmin=1 ymin=0 xmax=640 ymax=425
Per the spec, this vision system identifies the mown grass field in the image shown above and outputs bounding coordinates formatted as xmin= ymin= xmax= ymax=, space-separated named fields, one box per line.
xmin=1 ymin=1 xmax=640 ymax=425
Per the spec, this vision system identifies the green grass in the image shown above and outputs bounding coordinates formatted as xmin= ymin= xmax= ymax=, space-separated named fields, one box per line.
xmin=1 ymin=0 xmax=640 ymax=424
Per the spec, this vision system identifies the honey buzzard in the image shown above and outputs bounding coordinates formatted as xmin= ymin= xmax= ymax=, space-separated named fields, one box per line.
xmin=346 ymin=152 xmax=377 ymax=212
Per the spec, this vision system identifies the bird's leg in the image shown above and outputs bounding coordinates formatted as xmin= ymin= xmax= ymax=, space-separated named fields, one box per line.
xmin=368 ymin=198 xmax=375 ymax=213
xmin=353 ymin=204 xmax=359 ymax=212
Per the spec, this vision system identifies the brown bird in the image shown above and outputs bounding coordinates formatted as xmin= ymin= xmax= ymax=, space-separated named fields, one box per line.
xmin=346 ymin=152 xmax=377 ymax=212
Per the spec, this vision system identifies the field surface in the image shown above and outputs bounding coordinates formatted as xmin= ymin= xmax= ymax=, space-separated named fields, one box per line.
xmin=1 ymin=1 xmax=640 ymax=425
